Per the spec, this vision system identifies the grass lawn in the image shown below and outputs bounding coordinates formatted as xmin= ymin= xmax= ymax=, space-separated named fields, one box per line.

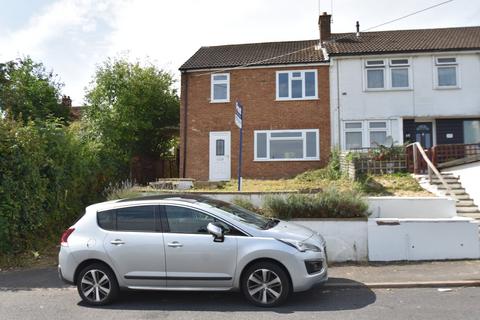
xmin=129 ymin=171 xmax=430 ymax=197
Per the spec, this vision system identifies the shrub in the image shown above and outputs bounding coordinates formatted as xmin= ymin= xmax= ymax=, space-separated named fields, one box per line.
xmin=104 ymin=180 xmax=141 ymax=200
xmin=0 ymin=118 xmax=107 ymax=254
xmin=295 ymin=149 xmax=341 ymax=182
xmin=231 ymin=197 xmax=263 ymax=214
xmin=263 ymin=187 xmax=369 ymax=219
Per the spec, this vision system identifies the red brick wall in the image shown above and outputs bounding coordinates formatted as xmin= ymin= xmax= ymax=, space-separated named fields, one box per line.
xmin=180 ymin=65 xmax=331 ymax=181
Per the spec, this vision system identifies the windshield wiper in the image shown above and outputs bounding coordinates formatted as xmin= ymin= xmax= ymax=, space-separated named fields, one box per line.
xmin=263 ymin=218 xmax=280 ymax=229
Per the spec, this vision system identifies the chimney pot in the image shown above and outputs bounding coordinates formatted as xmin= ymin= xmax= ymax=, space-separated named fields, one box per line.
xmin=318 ymin=12 xmax=332 ymax=44
xmin=356 ymin=21 xmax=360 ymax=37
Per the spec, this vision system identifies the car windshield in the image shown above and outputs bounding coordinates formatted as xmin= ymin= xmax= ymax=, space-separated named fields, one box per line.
xmin=200 ymin=199 xmax=273 ymax=229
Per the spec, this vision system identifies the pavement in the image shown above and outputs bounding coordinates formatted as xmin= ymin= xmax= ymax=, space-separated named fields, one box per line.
xmin=327 ymin=260 xmax=480 ymax=288
xmin=1 ymin=260 xmax=480 ymax=320
xmin=1 ymin=259 xmax=480 ymax=291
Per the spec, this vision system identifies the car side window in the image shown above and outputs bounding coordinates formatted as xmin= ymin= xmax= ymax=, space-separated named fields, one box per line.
xmin=117 ymin=206 xmax=156 ymax=232
xmin=164 ymin=206 xmax=245 ymax=236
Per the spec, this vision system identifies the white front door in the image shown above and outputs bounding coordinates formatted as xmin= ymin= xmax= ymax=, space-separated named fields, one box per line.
xmin=209 ymin=131 xmax=231 ymax=181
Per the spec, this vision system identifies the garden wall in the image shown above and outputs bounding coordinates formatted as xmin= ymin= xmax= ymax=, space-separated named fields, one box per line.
xmin=200 ymin=193 xmax=480 ymax=262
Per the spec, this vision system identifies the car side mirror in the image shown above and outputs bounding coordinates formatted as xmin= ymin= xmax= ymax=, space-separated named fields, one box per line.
xmin=207 ymin=223 xmax=224 ymax=242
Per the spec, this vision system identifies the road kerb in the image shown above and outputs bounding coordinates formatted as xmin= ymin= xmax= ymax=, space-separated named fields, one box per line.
xmin=325 ymin=280 xmax=480 ymax=289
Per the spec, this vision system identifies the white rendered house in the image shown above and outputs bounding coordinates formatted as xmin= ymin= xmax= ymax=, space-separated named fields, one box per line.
xmin=324 ymin=26 xmax=480 ymax=150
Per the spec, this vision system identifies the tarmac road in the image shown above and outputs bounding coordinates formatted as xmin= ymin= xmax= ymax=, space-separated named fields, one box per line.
xmin=1 ymin=267 xmax=479 ymax=320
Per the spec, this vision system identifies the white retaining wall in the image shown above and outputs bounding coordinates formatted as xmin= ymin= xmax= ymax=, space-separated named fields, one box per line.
xmin=202 ymin=193 xmax=479 ymax=262
xmin=293 ymin=219 xmax=368 ymax=262
xmin=368 ymin=196 xmax=456 ymax=218
xmin=368 ymin=218 xmax=479 ymax=261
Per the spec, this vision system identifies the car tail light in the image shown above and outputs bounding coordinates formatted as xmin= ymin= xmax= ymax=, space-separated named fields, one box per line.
xmin=60 ymin=228 xmax=75 ymax=246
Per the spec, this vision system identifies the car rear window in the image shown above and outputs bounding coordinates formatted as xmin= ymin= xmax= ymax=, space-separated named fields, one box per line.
xmin=97 ymin=206 xmax=156 ymax=232
xmin=97 ymin=209 xmax=116 ymax=230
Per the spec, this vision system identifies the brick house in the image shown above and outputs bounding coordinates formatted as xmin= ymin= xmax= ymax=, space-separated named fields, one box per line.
xmin=179 ymin=14 xmax=333 ymax=181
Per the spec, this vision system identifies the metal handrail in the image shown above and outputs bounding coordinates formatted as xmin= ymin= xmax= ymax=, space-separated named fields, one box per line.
xmin=406 ymin=142 xmax=453 ymax=197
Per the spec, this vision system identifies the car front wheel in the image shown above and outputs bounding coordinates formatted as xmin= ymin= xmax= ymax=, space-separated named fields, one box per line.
xmin=241 ymin=261 xmax=291 ymax=307
xmin=77 ymin=263 xmax=119 ymax=306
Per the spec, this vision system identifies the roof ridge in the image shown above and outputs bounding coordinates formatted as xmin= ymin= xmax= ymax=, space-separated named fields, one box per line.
xmin=200 ymin=39 xmax=319 ymax=49
xmin=332 ymin=25 xmax=480 ymax=37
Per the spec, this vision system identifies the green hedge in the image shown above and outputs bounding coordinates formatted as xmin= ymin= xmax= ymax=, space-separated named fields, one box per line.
xmin=263 ymin=187 xmax=369 ymax=219
xmin=0 ymin=119 xmax=106 ymax=254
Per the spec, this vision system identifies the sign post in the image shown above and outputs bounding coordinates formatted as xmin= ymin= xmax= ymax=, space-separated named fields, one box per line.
xmin=235 ymin=101 xmax=243 ymax=191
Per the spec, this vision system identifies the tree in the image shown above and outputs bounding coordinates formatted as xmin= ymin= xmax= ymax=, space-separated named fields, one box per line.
xmin=0 ymin=57 xmax=70 ymax=122
xmin=83 ymin=57 xmax=179 ymax=177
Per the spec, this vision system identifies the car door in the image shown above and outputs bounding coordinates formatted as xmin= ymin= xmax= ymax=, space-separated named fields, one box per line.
xmin=161 ymin=205 xmax=238 ymax=289
xmin=101 ymin=205 xmax=167 ymax=288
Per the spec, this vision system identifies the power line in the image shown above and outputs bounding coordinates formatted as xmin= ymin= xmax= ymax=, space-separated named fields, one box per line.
xmin=192 ymin=0 xmax=454 ymax=77
xmin=362 ymin=0 xmax=454 ymax=33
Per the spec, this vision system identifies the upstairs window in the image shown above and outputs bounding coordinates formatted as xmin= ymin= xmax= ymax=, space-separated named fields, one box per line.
xmin=435 ymin=57 xmax=458 ymax=88
xmin=211 ymin=73 xmax=230 ymax=102
xmin=365 ymin=58 xmax=411 ymax=90
xmin=276 ymin=70 xmax=318 ymax=100
xmin=365 ymin=60 xmax=385 ymax=89
xmin=390 ymin=59 xmax=410 ymax=89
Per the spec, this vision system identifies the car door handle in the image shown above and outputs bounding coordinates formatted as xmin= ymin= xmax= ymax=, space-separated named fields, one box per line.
xmin=110 ymin=239 xmax=125 ymax=245
xmin=167 ymin=241 xmax=183 ymax=248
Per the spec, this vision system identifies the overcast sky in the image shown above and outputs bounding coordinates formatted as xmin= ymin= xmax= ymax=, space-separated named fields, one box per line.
xmin=1 ymin=0 xmax=479 ymax=104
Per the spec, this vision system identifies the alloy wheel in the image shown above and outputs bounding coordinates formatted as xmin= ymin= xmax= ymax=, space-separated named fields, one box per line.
xmin=80 ymin=269 xmax=111 ymax=303
xmin=247 ymin=268 xmax=283 ymax=305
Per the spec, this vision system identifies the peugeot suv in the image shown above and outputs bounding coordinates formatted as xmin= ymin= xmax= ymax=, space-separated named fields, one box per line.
xmin=58 ymin=194 xmax=328 ymax=307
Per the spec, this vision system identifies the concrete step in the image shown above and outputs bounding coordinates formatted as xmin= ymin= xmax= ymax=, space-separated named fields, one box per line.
xmin=430 ymin=180 xmax=460 ymax=185
xmin=456 ymin=206 xmax=480 ymax=213
xmin=440 ymin=188 xmax=466 ymax=194
xmin=451 ymin=194 xmax=472 ymax=200
xmin=433 ymin=175 xmax=459 ymax=180
xmin=457 ymin=200 xmax=476 ymax=206
xmin=440 ymin=172 xmax=456 ymax=175
xmin=436 ymin=183 xmax=463 ymax=189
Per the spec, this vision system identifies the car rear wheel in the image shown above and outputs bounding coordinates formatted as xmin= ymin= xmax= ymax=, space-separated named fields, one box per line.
xmin=77 ymin=263 xmax=119 ymax=306
xmin=241 ymin=261 xmax=291 ymax=307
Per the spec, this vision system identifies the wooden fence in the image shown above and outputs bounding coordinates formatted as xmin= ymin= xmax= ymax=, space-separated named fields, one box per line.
xmin=130 ymin=153 xmax=179 ymax=185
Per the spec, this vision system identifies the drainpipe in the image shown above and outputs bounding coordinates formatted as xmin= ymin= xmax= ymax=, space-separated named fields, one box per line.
xmin=181 ymin=71 xmax=188 ymax=178
xmin=336 ymin=59 xmax=342 ymax=150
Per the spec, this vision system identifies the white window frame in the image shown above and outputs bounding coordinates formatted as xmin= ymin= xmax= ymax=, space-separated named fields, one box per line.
xmin=389 ymin=58 xmax=412 ymax=90
xmin=254 ymin=129 xmax=320 ymax=161
xmin=210 ymin=73 xmax=230 ymax=103
xmin=364 ymin=58 xmax=412 ymax=91
xmin=276 ymin=70 xmax=318 ymax=101
xmin=343 ymin=120 xmax=391 ymax=150
xmin=433 ymin=56 xmax=460 ymax=89
xmin=367 ymin=121 xmax=390 ymax=147
xmin=364 ymin=59 xmax=386 ymax=91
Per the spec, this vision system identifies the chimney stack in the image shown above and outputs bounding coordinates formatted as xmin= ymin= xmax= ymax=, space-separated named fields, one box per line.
xmin=356 ymin=21 xmax=360 ymax=37
xmin=318 ymin=12 xmax=332 ymax=44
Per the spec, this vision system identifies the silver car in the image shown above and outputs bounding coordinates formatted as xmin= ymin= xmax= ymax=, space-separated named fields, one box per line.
xmin=58 ymin=194 xmax=328 ymax=307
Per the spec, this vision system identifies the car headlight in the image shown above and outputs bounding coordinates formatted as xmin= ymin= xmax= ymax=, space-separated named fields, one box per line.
xmin=277 ymin=239 xmax=321 ymax=252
